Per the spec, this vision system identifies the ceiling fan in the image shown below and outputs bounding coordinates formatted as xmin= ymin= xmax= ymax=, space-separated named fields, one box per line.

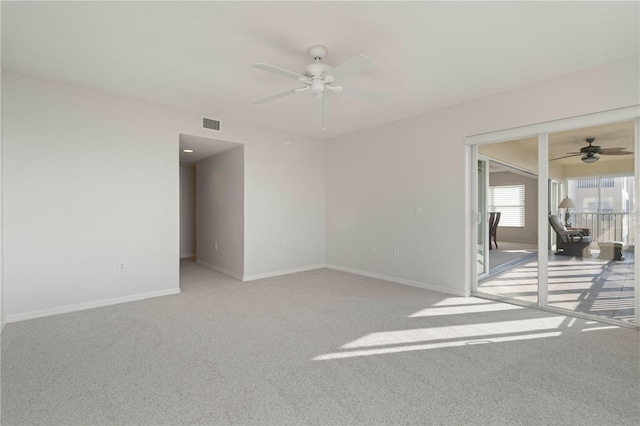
xmin=251 ymin=45 xmax=390 ymax=129
xmin=551 ymin=138 xmax=633 ymax=163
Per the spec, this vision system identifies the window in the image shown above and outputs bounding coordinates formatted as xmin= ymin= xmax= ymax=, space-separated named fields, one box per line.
xmin=488 ymin=185 xmax=525 ymax=227
xmin=567 ymin=176 xmax=633 ymax=213
xmin=576 ymin=177 xmax=614 ymax=188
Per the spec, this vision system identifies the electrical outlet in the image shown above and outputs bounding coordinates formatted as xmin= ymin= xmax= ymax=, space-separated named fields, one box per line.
xmin=214 ymin=242 xmax=218 ymax=251
xmin=415 ymin=206 xmax=422 ymax=216
xmin=118 ymin=261 xmax=126 ymax=272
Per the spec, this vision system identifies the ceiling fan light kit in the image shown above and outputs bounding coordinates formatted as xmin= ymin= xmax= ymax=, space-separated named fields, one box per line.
xmin=252 ymin=44 xmax=390 ymax=129
xmin=581 ymin=153 xmax=599 ymax=163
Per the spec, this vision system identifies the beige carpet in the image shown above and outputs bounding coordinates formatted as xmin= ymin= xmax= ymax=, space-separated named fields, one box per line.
xmin=1 ymin=259 xmax=639 ymax=425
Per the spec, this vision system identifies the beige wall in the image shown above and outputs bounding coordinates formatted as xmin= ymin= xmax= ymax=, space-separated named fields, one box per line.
xmin=489 ymin=171 xmax=538 ymax=244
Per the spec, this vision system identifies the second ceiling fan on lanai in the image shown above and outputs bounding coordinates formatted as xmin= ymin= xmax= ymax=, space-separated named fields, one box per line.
xmin=552 ymin=138 xmax=633 ymax=163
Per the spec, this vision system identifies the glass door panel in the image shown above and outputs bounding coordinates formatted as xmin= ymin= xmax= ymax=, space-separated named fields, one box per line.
xmin=477 ymin=158 xmax=489 ymax=278
xmin=475 ymin=140 xmax=538 ymax=303
xmin=548 ymin=174 xmax=636 ymax=323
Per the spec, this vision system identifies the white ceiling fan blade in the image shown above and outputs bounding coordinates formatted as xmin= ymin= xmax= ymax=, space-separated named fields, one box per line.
xmin=330 ymin=55 xmax=374 ymax=81
xmin=341 ymin=87 xmax=390 ymax=103
xmin=252 ymin=63 xmax=308 ymax=81
xmin=252 ymin=88 xmax=299 ymax=105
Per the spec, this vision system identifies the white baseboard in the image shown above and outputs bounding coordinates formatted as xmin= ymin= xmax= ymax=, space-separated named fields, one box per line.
xmin=180 ymin=253 xmax=196 ymax=258
xmin=5 ymin=288 xmax=181 ymax=324
xmin=325 ymin=264 xmax=469 ymax=297
xmin=243 ymin=264 xmax=326 ymax=282
xmin=196 ymin=259 xmax=243 ymax=281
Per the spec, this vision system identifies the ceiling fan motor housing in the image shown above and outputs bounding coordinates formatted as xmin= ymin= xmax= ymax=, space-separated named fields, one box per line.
xmin=304 ymin=62 xmax=331 ymax=78
xmin=304 ymin=61 xmax=338 ymax=97
xmin=580 ymin=145 xmax=601 ymax=154
xmin=580 ymin=137 xmax=601 ymax=154
xmin=307 ymin=45 xmax=328 ymax=61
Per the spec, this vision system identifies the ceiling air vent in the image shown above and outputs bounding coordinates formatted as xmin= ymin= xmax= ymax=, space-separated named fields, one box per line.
xmin=202 ymin=116 xmax=221 ymax=132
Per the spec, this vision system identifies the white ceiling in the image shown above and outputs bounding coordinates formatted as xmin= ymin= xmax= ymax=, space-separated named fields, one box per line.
xmin=179 ymin=134 xmax=242 ymax=167
xmin=2 ymin=1 xmax=639 ymax=142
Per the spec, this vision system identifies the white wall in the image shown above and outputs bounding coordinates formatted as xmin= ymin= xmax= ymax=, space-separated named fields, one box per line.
xmin=243 ymin=135 xmax=326 ymax=279
xmin=325 ymin=55 xmax=639 ymax=296
xmin=179 ymin=166 xmax=196 ymax=258
xmin=196 ymin=146 xmax=244 ymax=278
xmin=3 ymin=55 xmax=636 ymax=319
xmin=2 ymin=73 xmax=182 ymax=320
xmin=2 ymin=71 xmax=325 ymax=320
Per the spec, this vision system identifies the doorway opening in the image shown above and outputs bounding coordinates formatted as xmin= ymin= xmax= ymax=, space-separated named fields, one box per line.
xmin=179 ymin=133 xmax=244 ymax=285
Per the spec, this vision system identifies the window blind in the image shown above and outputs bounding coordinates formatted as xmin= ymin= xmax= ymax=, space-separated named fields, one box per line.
xmin=488 ymin=185 xmax=525 ymax=227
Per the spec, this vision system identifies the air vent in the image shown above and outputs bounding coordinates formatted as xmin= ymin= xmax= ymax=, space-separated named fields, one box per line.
xmin=202 ymin=116 xmax=221 ymax=132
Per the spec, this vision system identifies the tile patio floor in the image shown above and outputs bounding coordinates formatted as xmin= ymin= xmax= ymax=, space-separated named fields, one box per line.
xmin=479 ymin=248 xmax=635 ymax=323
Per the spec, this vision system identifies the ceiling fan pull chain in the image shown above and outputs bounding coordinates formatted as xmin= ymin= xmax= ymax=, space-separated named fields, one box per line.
xmin=322 ymin=95 xmax=326 ymax=131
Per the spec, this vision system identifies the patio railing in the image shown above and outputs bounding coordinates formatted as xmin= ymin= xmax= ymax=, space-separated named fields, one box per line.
xmin=570 ymin=212 xmax=634 ymax=246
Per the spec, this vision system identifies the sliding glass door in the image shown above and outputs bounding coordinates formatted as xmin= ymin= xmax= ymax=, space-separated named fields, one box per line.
xmin=474 ymin=140 xmax=539 ymax=304
xmin=468 ymin=108 xmax=639 ymax=328
xmin=548 ymin=175 xmax=636 ymax=322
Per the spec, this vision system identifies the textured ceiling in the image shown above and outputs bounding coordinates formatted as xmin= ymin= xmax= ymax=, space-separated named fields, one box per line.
xmin=2 ymin=1 xmax=639 ymax=140
xmin=482 ymin=119 xmax=636 ymax=171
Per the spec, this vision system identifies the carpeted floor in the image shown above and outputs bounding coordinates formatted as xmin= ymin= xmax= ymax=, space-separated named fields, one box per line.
xmin=1 ymin=259 xmax=639 ymax=425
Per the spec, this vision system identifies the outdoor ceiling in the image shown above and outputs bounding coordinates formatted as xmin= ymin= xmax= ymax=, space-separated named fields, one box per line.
xmin=2 ymin=1 xmax=639 ymax=140
xmin=549 ymin=120 xmax=636 ymax=165
xmin=487 ymin=120 xmax=636 ymax=164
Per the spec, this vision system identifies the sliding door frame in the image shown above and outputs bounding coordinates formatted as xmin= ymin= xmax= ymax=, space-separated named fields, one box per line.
xmin=465 ymin=105 xmax=640 ymax=328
